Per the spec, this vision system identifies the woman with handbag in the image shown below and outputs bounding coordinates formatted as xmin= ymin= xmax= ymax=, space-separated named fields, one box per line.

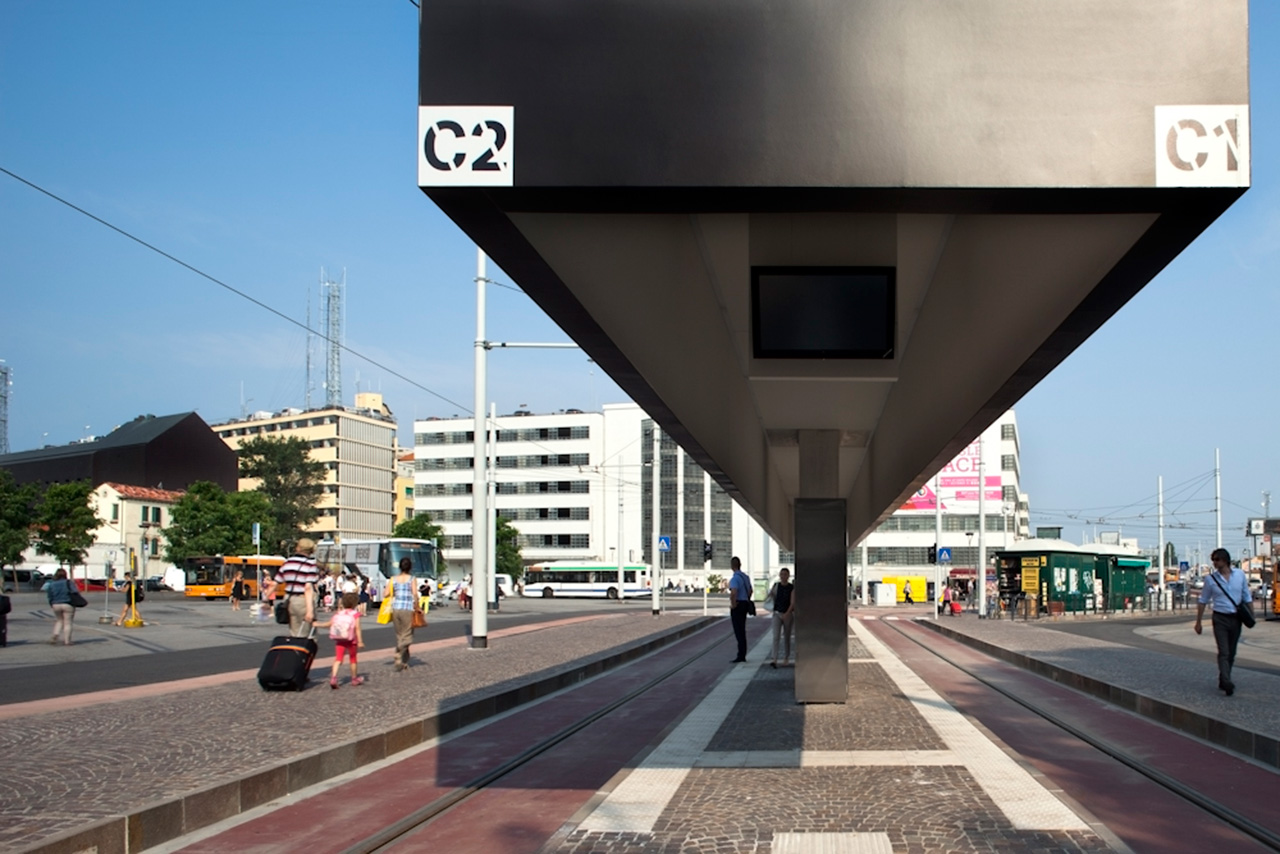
xmin=46 ymin=568 xmax=77 ymax=645
xmin=389 ymin=558 xmax=423 ymax=671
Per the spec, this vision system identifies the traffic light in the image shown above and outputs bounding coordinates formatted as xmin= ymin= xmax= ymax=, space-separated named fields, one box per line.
xmin=928 ymin=544 xmax=937 ymax=564
xmin=703 ymin=540 xmax=713 ymax=562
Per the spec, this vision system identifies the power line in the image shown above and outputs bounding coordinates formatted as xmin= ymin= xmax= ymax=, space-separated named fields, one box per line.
xmin=0 ymin=165 xmax=473 ymax=414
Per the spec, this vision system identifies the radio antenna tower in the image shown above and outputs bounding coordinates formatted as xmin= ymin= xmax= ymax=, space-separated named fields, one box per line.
xmin=320 ymin=268 xmax=344 ymax=408
xmin=0 ymin=360 xmax=10 ymax=455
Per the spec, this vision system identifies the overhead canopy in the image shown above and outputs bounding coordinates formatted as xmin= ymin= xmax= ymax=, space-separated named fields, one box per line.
xmin=418 ymin=1 xmax=1249 ymax=548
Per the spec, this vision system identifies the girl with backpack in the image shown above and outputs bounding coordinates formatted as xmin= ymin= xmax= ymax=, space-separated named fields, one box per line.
xmin=316 ymin=592 xmax=365 ymax=688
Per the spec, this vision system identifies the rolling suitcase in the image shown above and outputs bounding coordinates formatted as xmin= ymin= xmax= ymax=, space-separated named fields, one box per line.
xmin=258 ymin=627 xmax=317 ymax=691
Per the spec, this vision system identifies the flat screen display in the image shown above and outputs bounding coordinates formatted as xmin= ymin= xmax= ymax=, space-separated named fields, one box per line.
xmin=752 ymin=266 xmax=896 ymax=359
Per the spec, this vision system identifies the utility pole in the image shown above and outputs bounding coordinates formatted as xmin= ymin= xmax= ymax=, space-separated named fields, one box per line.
xmin=934 ymin=473 xmax=942 ymax=620
xmin=471 ymin=249 xmax=489 ymax=649
xmin=977 ymin=434 xmax=987 ymax=618
xmin=1215 ymin=448 xmax=1222 ymax=549
xmin=1158 ymin=475 xmax=1165 ymax=606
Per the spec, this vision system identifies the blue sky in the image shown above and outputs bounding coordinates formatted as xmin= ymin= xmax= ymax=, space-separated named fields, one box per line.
xmin=1 ymin=2 xmax=1275 ymax=559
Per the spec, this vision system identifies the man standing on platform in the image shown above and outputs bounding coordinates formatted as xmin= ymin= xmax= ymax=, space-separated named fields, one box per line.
xmin=728 ymin=556 xmax=753 ymax=663
xmin=279 ymin=538 xmax=319 ymax=636
xmin=1194 ymin=547 xmax=1248 ymax=696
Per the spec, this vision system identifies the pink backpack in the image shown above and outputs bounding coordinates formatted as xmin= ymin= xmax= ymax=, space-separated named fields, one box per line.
xmin=330 ymin=608 xmax=359 ymax=641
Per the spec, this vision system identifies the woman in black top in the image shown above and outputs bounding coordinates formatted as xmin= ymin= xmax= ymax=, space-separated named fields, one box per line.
xmin=230 ymin=570 xmax=245 ymax=611
xmin=768 ymin=567 xmax=795 ymax=668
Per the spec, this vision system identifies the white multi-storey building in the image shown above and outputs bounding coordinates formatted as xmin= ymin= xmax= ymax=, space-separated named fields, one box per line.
xmin=414 ymin=405 xmax=1028 ymax=589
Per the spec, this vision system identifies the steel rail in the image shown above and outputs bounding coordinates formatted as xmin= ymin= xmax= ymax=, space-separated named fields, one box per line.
xmin=338 ymin=624 xmax=731 ymax=854
xmin=882 ymin=619 xmax=1280 ymax=853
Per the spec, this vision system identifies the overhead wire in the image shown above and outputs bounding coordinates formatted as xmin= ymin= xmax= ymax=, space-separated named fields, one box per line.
xmin=0 ymin=165 xmax=473 ymax=414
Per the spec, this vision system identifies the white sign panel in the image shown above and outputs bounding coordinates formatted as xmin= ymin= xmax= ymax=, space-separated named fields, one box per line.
xmin=418 ymin=106 xmax=514 ymax=187
xmin=1155 ymin=105 xmax=1249 ymax=188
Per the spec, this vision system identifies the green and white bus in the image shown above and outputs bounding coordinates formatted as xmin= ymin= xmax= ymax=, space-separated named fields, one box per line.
xmin=521 ymin=561 xmax=651 ymax=599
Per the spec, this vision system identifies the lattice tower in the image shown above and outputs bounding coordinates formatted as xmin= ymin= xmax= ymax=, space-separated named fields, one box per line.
xmin=0 ymin=361 xmax=9 ymax=455
xmin=320 ymin=269 xmax=344 ymax=408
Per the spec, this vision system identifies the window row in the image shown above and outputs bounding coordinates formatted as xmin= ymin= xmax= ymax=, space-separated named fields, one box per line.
xmin=416 ymin=425 xmax=590 ymax=445
xmin=495 ymin=453 xmax=590 ymax=468
xmin=876 ymin=515 xmax=1013 ymax=533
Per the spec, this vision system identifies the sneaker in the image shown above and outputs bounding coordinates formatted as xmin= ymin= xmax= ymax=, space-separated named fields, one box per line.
xmin=351 ymin=676 xmax=365 ymax=686
xmin=329 ymin=677 xmax=339 ymax=690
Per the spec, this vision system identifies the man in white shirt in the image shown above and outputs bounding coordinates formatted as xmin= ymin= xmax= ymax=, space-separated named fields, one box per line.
xmin=1194 ymin=548 xmax=1249 ymax=696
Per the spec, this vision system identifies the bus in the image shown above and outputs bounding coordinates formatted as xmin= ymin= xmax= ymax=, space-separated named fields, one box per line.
xmin=522 ymin=562 xmax=651 ymax=599
xmin=315 ymin=538 xmax=440 ymax=600
xmin=183 ymin=555 xmax=283 ymax=600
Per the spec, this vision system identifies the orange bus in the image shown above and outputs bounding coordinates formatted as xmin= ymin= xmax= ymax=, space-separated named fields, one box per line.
xmin=183 ymin=555 xmax=283 ymax=600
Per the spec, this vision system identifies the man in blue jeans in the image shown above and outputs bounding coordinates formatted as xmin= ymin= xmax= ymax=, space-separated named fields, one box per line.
xmin=728 ymin=556 xmax=753 ymax=662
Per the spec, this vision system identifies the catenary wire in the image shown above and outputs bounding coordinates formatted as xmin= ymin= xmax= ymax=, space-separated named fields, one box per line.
xmin=0 ymin=165 xmax=473 ymax=414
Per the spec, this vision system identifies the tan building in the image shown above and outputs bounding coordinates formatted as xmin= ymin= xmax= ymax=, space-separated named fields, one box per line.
xmin=213 ymin=393 xmax=397 ymax=543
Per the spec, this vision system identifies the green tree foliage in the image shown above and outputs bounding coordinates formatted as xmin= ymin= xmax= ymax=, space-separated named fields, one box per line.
xmin=1164 ymin=541 xmax=1177 ymax=568
xmin=495 ymin=516 xmax=523 ymax=579
xmin=237 ymin=436 xmax=326 ymax=551
xmin=164 ymin=481 xmax=273 ymax=564
xmin=34 ymin=480 xmax=98 ymax=568
xmin=0 ymin=470 xmax=39 ymax=590
xmin=393 ymin=512 xmax=443 ymax=543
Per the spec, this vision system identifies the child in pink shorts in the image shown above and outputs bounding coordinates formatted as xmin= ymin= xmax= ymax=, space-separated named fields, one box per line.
xmin=317 ymin=592 xmax=365 ymax=688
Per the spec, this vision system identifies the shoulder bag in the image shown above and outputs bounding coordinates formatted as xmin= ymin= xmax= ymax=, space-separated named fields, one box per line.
xmin=66 ymin=580 xmax=88 ymax=609
xmin=377 ymin=594 xmax=394 ymax=624
xmin=1210 ymin=573 xmax=1255 ymax=629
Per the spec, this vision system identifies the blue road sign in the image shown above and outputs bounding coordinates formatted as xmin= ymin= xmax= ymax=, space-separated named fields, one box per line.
xmin=1179 ymin=560 xmax=1190 ymax=572
xmin=937 ymin=547 xmax=953 ymax=563
xmin=658 ymin=536 xmax=671 ymax=552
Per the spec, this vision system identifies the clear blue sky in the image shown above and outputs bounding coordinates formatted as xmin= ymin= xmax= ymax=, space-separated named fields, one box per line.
xmin=2 ymin=2 xmax=1275 ymax=559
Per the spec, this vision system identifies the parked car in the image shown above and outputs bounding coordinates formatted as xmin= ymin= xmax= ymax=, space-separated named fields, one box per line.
xmin=144 ymin=577 xmax=169 ymax=592
xmin=1 ymin=568 xmax=48 ymax=593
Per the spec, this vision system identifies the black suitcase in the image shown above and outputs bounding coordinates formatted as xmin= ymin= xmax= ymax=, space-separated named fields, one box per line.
xmin=258 ymin=629 xmax=317 ymax=691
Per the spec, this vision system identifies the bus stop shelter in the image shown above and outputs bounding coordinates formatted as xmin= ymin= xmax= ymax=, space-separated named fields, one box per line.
xmin=417 ymin=1 xmax=1249 ymax=702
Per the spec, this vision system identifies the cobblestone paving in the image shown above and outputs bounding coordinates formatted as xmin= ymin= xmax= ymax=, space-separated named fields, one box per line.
xmin=706 ymin=663 xmax=945 ymax=752
xmin=0 ymin=614 xmax=706 ymax=852
xmin=554 ymin=767 xmax=1113 ymax=853
xmin=849 ymin=636 xmax=870 ymax=658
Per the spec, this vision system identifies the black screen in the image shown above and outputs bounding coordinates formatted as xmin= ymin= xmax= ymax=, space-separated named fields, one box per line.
xmin=752 ymin=266 xmax=895 ymax=359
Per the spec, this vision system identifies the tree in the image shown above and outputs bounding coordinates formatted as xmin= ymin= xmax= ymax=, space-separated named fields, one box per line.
xmin=494 ymin=516 xmax=523 ymax=579
xmin=236 ymin=436 xmax=326 ymax=551
xmin=1164 ymin=541 xmax=1178 ymax=569
xmin=393 ymin=512 xmax=443 ymax=543
xmin=0 ymin=470 xmax=39 ymax=590
xmin=35 ymin=480 xmax=98 ymax=568
xmin=164 ymin=481 xmax=273 ymax=564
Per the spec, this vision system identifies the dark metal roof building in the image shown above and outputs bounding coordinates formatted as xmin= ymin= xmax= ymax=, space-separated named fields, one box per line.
xmin=0 ymin=412 xmax=237 ymax=492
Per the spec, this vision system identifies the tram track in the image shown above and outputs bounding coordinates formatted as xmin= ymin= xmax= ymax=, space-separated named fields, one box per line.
xmin=878 ymin=618 xmax=1280 ymax=853
xmin=336 ymin=624 xmax=734 ymax=854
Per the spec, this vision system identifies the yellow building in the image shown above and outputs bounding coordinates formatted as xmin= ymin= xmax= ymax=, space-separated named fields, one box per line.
xmin=394 ymin=448 xmax=415 ymax=527
xmin=213 ymin=393 xmax=397 ymax=543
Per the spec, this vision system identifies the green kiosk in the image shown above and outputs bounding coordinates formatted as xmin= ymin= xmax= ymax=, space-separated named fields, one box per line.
xmin=996 ymin=541 xmax=1151 ymax=616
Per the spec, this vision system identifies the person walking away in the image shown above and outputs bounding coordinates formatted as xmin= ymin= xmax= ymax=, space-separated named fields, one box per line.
xmin=1194 ymin=547 xmax=1249 ymax=696
xmin=47 ymin=568 xmax=76 ymax=645
xmin=390 ymin=557 xmax=421 ymax=671
xmin=942 ymin=584 xmax=953 ymax=616
xmin=768 ymin=567 xmax=795 ymax=668
xmin=316 ymin=592 xmax=365 ymax=688
xmin=357 ymin=573 xmax=370 ymax=615
xmin=230 ymin=570 xmax=245 ymax=612
xmin=728 ymin=556 xmax=753 ymax=663
xmin=278 ymin=538 xmax=319 ymax=636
